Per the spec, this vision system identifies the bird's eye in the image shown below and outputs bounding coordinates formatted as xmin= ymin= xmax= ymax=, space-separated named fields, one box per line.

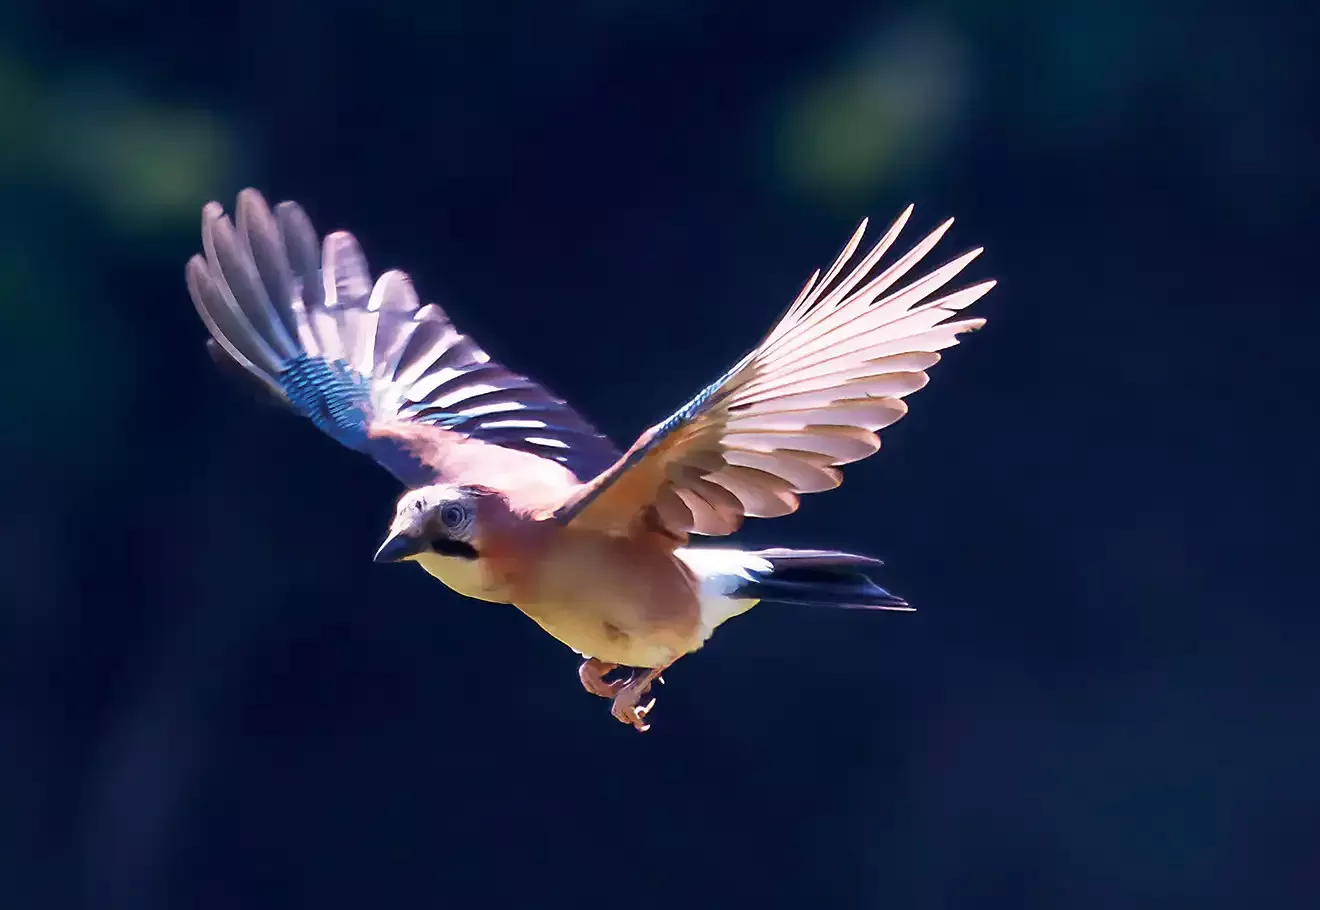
xmin=440 ymin=504 xmax=468 ymax=528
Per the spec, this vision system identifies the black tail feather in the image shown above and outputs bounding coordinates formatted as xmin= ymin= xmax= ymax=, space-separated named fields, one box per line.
xmin=732 ymin=548 xmax=910 ymax=610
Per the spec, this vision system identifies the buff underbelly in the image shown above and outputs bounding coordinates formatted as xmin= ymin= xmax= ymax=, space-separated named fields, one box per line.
xmin=415 ymin=544 xmax=703 ymax=667
xmin=514 ymin=598 xmax=696 ymax=668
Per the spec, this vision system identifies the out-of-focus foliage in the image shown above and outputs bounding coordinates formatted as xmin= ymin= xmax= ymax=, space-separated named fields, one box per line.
xmin=1 ymin=1 xmax=1314 ymax=909
xmin=0 ymin=59 xmax=234 ymax=227
xmin=775 ymin=15 xmax=970 ymax=202
xmin=0 ymin=56 xmax=235 ymax=471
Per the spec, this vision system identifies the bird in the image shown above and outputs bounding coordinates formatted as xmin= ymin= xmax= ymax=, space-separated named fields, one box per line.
xmin=185 ymin=188 xmax=994 ymax=731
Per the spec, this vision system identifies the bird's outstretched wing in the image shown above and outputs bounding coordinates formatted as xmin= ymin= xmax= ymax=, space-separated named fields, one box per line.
xmin=553 ymin=206 xmax=993 ymax=536
xmin=187 ymin=189 xmax=621 ymax=488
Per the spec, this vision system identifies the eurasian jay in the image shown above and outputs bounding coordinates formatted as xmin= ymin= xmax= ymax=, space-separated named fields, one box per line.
xmin=186 ymin=189 xmax=993 ymax=731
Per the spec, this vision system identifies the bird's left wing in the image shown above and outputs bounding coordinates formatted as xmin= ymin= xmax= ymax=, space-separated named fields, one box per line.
xmin=187 ymin=189 xmax=621 ymax=488
xmin=552 ymin=207 xmax=994 ymax=536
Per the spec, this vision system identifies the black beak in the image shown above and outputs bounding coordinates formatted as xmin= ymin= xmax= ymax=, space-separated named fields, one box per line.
xmin=373 ymin=532 xmax=422 ymax=564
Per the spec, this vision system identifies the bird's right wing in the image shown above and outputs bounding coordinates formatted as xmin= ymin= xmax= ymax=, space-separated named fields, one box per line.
xmin=186 ymin=189 xmax=622 ymax=489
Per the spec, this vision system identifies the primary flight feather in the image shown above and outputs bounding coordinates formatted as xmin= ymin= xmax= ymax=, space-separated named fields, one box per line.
xmin=187 ymin=189 xmax=993 ymax=731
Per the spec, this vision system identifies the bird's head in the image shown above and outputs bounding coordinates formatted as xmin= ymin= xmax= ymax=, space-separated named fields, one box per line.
xmin=373 ymin=484 xmax=484 ymax=564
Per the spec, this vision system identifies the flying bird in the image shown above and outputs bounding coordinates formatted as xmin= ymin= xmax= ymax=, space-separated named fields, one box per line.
xmin=186 ymin=189 xmax=993 ymax=731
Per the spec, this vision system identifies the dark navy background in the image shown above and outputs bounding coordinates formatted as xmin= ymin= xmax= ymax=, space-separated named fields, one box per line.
xmin=2 ymin=1 xmax=1316 ymax=908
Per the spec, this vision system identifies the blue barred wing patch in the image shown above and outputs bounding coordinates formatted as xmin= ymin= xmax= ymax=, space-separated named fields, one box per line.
xmin=279 ymin=355 xmax=374 ymax=450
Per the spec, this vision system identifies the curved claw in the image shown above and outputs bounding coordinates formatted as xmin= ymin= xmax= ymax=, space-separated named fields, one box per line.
xmin=608 ymin=667 xmax=667 ymax=732
xmin=611 ymin=698 xmax=651 ymax=732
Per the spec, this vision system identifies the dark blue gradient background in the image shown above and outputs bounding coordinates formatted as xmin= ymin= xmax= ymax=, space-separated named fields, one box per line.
xmin=2 ymin=2 xmax=1315 ymax=908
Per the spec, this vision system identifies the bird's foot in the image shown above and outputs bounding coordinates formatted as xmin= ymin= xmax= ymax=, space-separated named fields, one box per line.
xmin=609 ymin=667 xmax=665 ymax=733
xmin=578 ymin=658 xmax=626 ymax=698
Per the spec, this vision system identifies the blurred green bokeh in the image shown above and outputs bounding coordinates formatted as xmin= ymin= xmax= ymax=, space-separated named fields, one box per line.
xmin=0 ymin=55 xmax=236 ymax=465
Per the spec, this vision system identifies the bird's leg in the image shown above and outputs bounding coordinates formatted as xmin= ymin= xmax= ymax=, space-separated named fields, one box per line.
xmin=578 ymin=658 xmax=626 ymax=698
xmin=610 ymin=666 xmax=668 ymax=732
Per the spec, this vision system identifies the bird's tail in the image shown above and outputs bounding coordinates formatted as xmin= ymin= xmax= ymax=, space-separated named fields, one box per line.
xmin=734 ymin=548 xmax=910 ymax=610
xmin=678 ymin=546 xmax=911 ymax=620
